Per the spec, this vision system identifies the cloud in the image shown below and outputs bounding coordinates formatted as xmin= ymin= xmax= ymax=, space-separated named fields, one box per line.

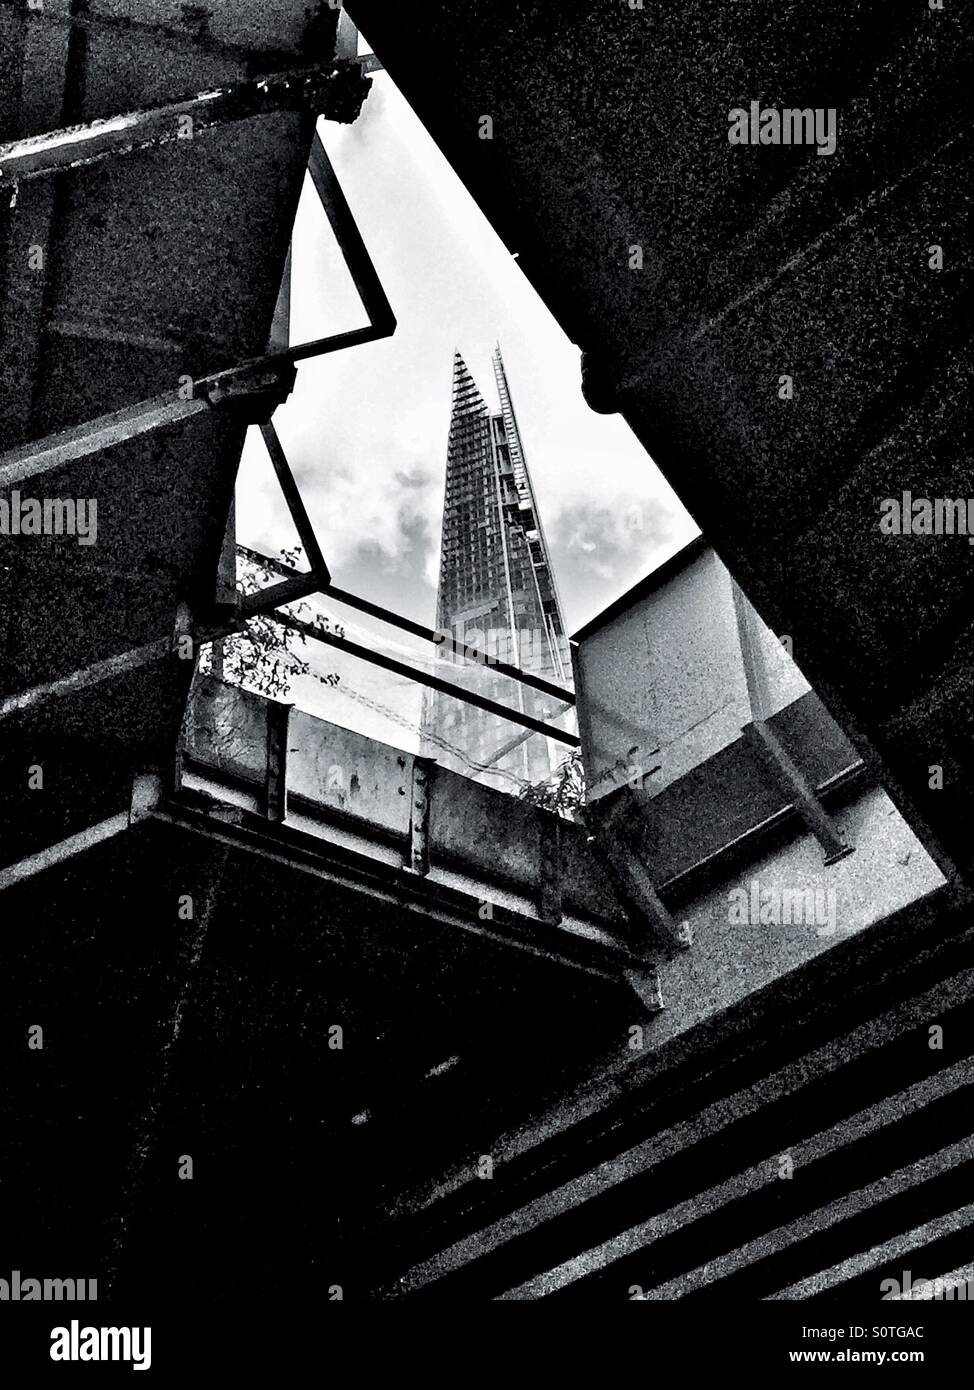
xmin=551 ymin=495 xmax=696 ymax=618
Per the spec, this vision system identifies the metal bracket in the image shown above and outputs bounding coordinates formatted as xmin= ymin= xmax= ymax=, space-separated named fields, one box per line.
xmin=408 ymin=757 xmax=434 ymax=876
xmin=199 ymin=360 xmax=298 ymax=424
xmin=263 ymin=701 xmax=293 ymax=824
xmin=742 ymin=720 xmax=854 ymax=865
xmin=582 ymin=787 xmax=691 ymax=956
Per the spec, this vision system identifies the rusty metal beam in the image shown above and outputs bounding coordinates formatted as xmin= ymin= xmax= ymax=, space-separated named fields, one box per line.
xmin=150 ymin=795 xmax=640 ymax=982
xmin=237 ymin=571 xmax=319 ymax=618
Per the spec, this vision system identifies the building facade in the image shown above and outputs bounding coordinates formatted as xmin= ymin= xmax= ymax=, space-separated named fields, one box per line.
xmin=425 ymin=348 xmax=574 ymax=793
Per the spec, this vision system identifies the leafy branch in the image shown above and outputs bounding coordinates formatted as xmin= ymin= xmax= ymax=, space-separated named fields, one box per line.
xmin=518 ymin=748 xmax=586 ymax=820
xmin=202 ymin=546 xmax=342 ymax=699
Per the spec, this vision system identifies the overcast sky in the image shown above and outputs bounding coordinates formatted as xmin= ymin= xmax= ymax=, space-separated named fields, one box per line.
xmin=234 ymin=63 xmax=698 ymax=750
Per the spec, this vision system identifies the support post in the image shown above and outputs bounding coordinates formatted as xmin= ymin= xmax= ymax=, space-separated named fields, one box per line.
xmin=408 ymin=757 xmax=433 ymax=876
xmin=263 ymin=701 xmax=292 ymax=824
xmin=582 ymin=787 xmax=692 ymax=956
xmin=742 ymin=719 xmax=854 ymax=865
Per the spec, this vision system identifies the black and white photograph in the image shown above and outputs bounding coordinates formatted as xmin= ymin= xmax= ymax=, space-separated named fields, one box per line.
xmin=0 ymin=0 xmax=970 ymax=1371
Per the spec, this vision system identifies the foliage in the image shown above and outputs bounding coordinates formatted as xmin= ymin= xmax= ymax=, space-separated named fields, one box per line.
xmin=202 ymin=546 xmax=342 ymax=699
xmin=519 ymin=748 xmax=586 ymax=820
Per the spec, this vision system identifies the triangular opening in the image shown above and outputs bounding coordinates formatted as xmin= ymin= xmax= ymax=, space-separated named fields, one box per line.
xmin=233 ymin=423 xmax=316 ymax=595
xmin=273 ymin=162 xmax=370 ymax=352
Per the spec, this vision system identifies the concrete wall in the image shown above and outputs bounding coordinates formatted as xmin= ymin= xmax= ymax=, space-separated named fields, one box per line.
xmin=574 ymin=542 xmax=944 ymax=1031
xmin=577 ymin=545 xmax=819 ymax=801
xmin=652 ymin=784 xmax=945 ymax=1048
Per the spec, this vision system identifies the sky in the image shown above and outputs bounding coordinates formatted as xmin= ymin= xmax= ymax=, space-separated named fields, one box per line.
xmin=233 ymin=54 xmax=698 ymax=752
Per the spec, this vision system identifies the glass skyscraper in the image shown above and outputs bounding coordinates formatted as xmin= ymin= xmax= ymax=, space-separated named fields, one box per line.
xmin=424 ymin=347 xmax=574 ymax=794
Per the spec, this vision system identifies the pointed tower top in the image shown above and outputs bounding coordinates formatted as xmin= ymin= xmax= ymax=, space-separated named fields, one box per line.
xmin=451 ymin=350 xmax=487 ymax=414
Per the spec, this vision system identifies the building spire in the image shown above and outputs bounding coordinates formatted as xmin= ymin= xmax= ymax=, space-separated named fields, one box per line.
xmin=427 ymin=348 xmax=575 ymax=792
xmin=450 ymin=349 xmax=486 ymax=415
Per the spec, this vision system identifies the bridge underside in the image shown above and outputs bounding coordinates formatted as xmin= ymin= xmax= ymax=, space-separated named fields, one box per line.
xmin=1 ymin=0 xmax=972 ymax=1310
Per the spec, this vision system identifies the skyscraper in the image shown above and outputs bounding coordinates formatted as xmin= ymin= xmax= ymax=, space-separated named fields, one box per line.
xmin=425 ymin=347 xmax=574 ymax=793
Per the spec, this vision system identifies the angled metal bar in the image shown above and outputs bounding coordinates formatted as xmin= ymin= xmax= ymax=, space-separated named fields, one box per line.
xmin=0 ymin=65 xmax=366 ymax=188
xmin=0 ymin=331 xmax=387 ymax=495
xmin=477 ymin=700 xmax=575 ymax=773
xmin=306 ymin=131 xmax=396 ymax=339
xmin=0 ymin=394 xmax=206 ymax=489
xmin=742 ymin=719 xmax=854 ymax=865
xmin=237 ymin=545 xmax=575 ymax=707
xmin=0 ymin=812 xmax=131 ymax=893
xmin=0 ymin=637 xmax=171 ymax=722
xmin=287 ymin=324 xmax=395 ymax=362
xmin=582 ymin=788 xmax=692 ymax=955
xmin=238 ymin=571 xmax=319 ymax=618
xmin=258 ymin=422 xmax=329 ymax=583
xmin=270 ymin=608 xmax=580 ymax=747
xmin=0 ymin=359 xmax=296 ymax=489
xmin=335 ymin=593 xmax=575 ymax=705
xmin=731 ymin=577 xmax=772 ymax=722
